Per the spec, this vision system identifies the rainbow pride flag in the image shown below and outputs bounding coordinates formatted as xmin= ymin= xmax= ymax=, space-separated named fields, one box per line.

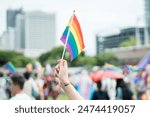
xmin=60 ymin=14 xmax=85 ymax=61
xmin=5 ymin=62 xmax=16 ymax=74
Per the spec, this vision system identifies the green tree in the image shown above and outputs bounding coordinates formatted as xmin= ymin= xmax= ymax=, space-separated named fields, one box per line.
xmin=39 ymin=46 xmax=69 ymax=65
xmin=0 ymin=50 xmax=33 ymax=67
xmin=38 ymin=47 xmax=120 ymax=67
xmin=119 ymin=36 xmax=136 ymax=47
xmin=0 ymin=51 xmax=21 ymax=65
xmin=11 ymin=56 xmax=33 ymax=67
xmin=70 ymin=55 xmax=97 ymax=67
xmin=96 ymin=52 xmax=121 ymax=66
xmin=38 ymin=46 xmax=88 ymax=66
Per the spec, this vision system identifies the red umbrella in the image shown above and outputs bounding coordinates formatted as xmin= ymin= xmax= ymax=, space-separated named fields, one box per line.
xmin=102 ymin=70 xmax=124 ymax=79
xmin=91 ymin=70 xmax=124 ymax=83
xmin=90 ymin=70 xmax=104 ymax=82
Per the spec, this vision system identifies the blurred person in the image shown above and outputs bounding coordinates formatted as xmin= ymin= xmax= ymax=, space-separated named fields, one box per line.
xmin=143 ymin=64 xmax=150 ymax=84
xmin=10 ymin=74 xmax=32 ymax=100
xmin=5 ymin=73 xmax=12 ymax=99
xmin=122 ymin=65 xmax=131 ymax=83
xmin=134 ymin=69 xmax=146 ymax=100
xmin=76 ymin=69 xmax=94 ymax=99
xmin=92 ymin=81 xmax=109 ymax=100
xmin=43 ymin=64 xmax=61 ymax=100
xmin=25 ymin=63 xmax=33 ymax=73
xmin=122 ymin=66 xmax=136 ymax=98
xmin=141 ymin=86 xmax=150 ymax=100
xmin=34 ymin=73 xmax=44 ymax=100
xmin=0 ymin=72 xmax=7 ymax=99
xmin=101 ymin=78 xmax=116 ymax=100
xmin=54 ymin=59 xmax=84 ymax=100
xmin=23 ymin=72 xmax=39 ymax=99
xmin=49 ymin=77 xmax=61 ymax=100
xmin=43 ymin=74 xmax=52 ymax=100
xmin=141 ymin=75 xmax=150 ymax=100
xmin=43 ymin=74 xmax=61 ymax=100
xmin=116 ymin=79 xmax=134 ymax=100
xmin=24 ymin=63 xmax=33 ymax=79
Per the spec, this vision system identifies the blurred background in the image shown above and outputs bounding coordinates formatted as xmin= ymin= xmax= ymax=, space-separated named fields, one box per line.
xmin=0 ymin=0 xmax=150 ymax=100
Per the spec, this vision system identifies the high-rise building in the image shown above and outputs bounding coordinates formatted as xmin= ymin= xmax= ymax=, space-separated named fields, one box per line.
xmin=145 ymin=0 xmax=150 ymax=27
xmin=0 ymin=31 xmax=9 ymax=50
xmin=6 ymin=8 xmax=24 ymax=50
xmin=24 ymin=11 xmax=56 ymax=50
xmin=15 ymin=14 xmax=25 ymax=49
xmin=145 ymin=0 xmax=150 ymax=45
xmin=7 ymin=27 xmax=15 ymax=50
xmin=6 ymin=8 xmax=23 ymax=28
xmin=5 ymin=9 xmax=56 ymax=57
xmin=0 ymin=28 xmax=15 ymax=50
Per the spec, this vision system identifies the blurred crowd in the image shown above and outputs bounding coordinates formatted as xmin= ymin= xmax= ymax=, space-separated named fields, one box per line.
xmin=89 ymin=64 xmax=150 ymax=100
xmin=0 ymin=62 xmax=62 ymax=100
xmin=0 ymin=61 xmax=150 ymax=100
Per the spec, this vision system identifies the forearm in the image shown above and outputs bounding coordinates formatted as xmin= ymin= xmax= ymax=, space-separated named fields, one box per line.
xmin=62 ymin=84 xmax=84 ymax=100
xmin=54 ymin=59 xmax=84 ymax=100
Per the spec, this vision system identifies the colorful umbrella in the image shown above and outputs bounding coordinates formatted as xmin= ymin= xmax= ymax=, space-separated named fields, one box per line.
xmin=91 ymin=70 xmax=124 ymax=83
xmin=90 ymin=70 xmax=104 ymax=82
xmin=102 ymin=70 xmax=124 ymax=79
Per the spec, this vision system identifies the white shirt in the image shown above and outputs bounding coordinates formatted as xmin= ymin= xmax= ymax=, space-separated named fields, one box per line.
xmin=0 ymin=88 xmax=7 ymax=100
xmin=10 ymin=92 xmax=33 ymax=100
xmin=23 ymin=78 xmax=39 ymax=97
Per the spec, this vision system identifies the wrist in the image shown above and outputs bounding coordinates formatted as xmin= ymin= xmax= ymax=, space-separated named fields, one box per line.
xmin=60 ymin=80 xmax=70 ymax=88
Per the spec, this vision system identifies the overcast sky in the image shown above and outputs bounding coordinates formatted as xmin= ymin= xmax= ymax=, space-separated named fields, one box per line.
xmin=0 ymin=0 xmax=144 ymax=55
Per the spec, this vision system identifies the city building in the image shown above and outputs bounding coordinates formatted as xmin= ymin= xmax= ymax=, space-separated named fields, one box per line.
xmin=96 ymin=27 xmax=148 ymax=54
xmin=24 ymin=11 xmax=56 ymax=50
xmin=0 ymin=28 xmax=15 ymax=50
xmin=144 ymin=0 xmax=150 ymax=45
xmin=6 ymin=8 xmax=23 ymax=28
xmin=96 ymin=0 xmax=150 ymax=55
xmin=4 ymin=9 xmax=57 ymax=57
xmin=145 ymin=0 xmax=150 ymax=27
xmin=0 ymin=31 xmax=9 ymax=50
xmin=24 ymin=11 xmax=56 ymax=57
xmin=15 ymin=14 xmax=25 ymax=49
xmin=7 ymin=27 xmax=15 ymax=50
xmin=6 ymin=8 xmax=24 ymax=50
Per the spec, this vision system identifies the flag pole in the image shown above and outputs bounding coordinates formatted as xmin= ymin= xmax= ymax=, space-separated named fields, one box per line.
xmin=61 ymin=10 xmax=75 ymax=60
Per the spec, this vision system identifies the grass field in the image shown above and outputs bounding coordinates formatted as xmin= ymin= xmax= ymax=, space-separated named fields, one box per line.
xmin=48 ymin=93 xmax=69 ymax=100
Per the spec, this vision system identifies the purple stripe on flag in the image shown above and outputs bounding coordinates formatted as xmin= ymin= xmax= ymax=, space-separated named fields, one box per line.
xmin=61 ymin=36 xmax=73 ymax=60
xmin=60 ymin=36 xmax=67 ymax=44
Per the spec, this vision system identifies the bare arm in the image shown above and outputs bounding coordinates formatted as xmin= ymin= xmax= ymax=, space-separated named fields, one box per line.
xmin=61 ymin=83 xmax=84 ymax=100
xmin=54 ymin=59 xmax=84 ymax=100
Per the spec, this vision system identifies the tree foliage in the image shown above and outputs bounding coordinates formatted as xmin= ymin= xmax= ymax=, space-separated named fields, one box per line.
xmin=119 ymin=36 xmax=136 ymax=47
xmin=0 ymin=46 xmax=120 ymax=68
xmin=0 ymin=50 xmax=33 ymax=67
xmin=38 ymin=46 xmax=120 ymax=67
xmin=96 ymin=52 xmax=121 ymax=66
